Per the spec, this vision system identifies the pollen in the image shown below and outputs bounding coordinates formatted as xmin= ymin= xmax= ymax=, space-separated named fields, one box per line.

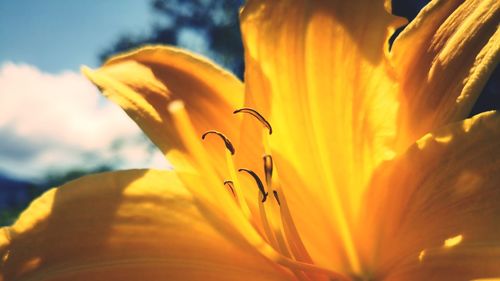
xmin=238 ymin=168 xmax=268 ymax=202
xmin=202 ymin=130 xmax=235 ymax=155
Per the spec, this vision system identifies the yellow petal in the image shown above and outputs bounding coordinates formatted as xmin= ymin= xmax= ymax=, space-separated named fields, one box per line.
xmin=359 ymin=111 xmax=500 ymax=279
xmin=0 ymin=169 xmax=292 ymax=281
xmin=240 ymin=0 xmax=403 ymax=272
xmin=82 ymin=46 xmax=245 ymax=178
xmin=391 ymin=0 xmax=500 ymax=151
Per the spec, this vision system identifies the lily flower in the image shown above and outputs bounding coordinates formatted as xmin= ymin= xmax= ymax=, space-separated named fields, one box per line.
xmin=1 ymin=0 xmax=499 ymax=280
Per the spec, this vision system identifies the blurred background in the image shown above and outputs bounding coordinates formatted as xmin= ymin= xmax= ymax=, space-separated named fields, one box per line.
xmin=0 ymin=0 xmax=498 ymax=225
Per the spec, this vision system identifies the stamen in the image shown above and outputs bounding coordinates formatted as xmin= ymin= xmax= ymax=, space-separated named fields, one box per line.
xmin=201 ymin=130 xmax=235 ymax=155
xmin=261 ymin=156 xmax=293 ymax=258
xmin=272 ymin=190 xmax=281 ymax=206
xmin=223 ymin=180 xmax=236 ymax=197
xmin=238 ymin=168 xmax=268 ymax=202
xmin=234 ymin=107 xmax=273 ymax=135
xmin=199 ymin=128 xmax=251 ymax=219
xmin=263 ymin=154 xmax=273 ymax=188
xmin=271 ymin=169 xmax=314 ymax=264
xmin=237 ymin=166 xmax=290 ymax=256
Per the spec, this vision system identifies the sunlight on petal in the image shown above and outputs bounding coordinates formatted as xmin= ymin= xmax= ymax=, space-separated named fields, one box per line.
xmin=3 ymin=0 xmax=499 ymax=280
xmin=444 ymin=234 xmax=463 ymax=248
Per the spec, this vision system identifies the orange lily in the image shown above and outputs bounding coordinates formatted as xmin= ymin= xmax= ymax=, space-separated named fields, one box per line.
xmin=1 ymin=0 xmax=499 ymax=280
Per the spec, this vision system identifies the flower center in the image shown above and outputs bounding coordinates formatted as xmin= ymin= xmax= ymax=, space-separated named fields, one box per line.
xmin=168 ymin=100 xmax=352 ymax=281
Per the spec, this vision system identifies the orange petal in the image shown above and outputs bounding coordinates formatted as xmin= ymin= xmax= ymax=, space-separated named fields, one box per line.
xmin=240 ymin=0 xmax=403 ymax=272
xmin=82 ymin=46 xmax=244 ymax=178
xmin=359 ymin=111 xmax=500 ymax=280
xmin=391 ymin=0 xmax=500 ymax=151
xmin=385 ymin=246 xmax=500 ymax=281
xmin=0 ymin=169 xmax=292 ymax=281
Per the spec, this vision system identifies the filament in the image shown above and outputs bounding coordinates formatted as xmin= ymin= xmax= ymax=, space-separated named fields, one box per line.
xmin=238 ymin=168 xmax=268 ymax=202
xmin=223 ymin=180 xmax=236 ymax=197
xmin=200 ymin=129 xmax=251 ymax=219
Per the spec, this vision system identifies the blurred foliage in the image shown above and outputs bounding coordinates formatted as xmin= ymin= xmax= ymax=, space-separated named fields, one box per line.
xmin=0 ymin=208 xmax=22 ymax=226
xmin=42 ymin=165 xmax=113 ymax=188
xmin=0 ymin=165 xmax=112 ymax=226
xmin=100 ymin=0 xmax=245 ymax=77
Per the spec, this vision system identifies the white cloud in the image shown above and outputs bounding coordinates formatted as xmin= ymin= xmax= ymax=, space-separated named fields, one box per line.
xmin=0 ymin=62 xmax=169 ymax=180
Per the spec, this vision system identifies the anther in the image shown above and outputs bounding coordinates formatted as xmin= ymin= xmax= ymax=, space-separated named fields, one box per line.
xmin=233 ymin=107 xmax=273 ymax=135
xmin=223 ymin=180 xmax=236 ymax=197
xmin=273 ymin=190 xmax=281 ymax=206
xmin=201 ymin=130 xmax=235 ymax=155
xmin=263 ymin=154 xmax=273 ymax=187
xmin=238 ymin=168 xmax=268 ymax=202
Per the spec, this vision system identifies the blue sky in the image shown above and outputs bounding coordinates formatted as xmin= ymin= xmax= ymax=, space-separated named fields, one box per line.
xmin=0 ymin=1 xmax=152 ymax=73
xmin=0 ymin=1 xmax=169 ymax=180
